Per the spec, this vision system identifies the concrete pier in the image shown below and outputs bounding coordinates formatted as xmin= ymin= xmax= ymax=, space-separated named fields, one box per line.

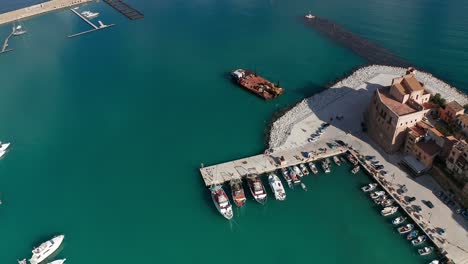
xmin=1 ymin=27 xmax=14 ymax=54
xmin=0 ymin=0 xmax=94 ymax=27
xmin=200 ymin=143 xmax=347 ymax=186
xmin=68 ymin=8 xmax=115 ymax=38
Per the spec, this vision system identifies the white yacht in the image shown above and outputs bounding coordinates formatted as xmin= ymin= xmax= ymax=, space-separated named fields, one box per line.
xmin=308 ymin=162 xmax=318 ymax=174
xmin=370 ymin=191 xmax=386 ymax=199
xmin=268 ymin=174 xmax=286 ymax=201
xmin=48 ymin=259 xmax=67 ymax=264
xmin=13 ymin=25 xmax=27 ymax=36
xmin=305 ymin=12 xmax=315 ymax=19
xmin=18 ymin=259 xmax=27 ymax=264
xmin=81 ymin=11 xmax=99 ymax=19
xmin=29 ymin=235 xmax=65 ymax=264
xmin=0 ymin=142 xmax=10 ymax=152
xmin=381 ymin=206 xmax=398 ymax=216
xmin=293 ymin=165 xmax=304 ymax=178
xmin=361 ymin=183 xmax=377 ymax=192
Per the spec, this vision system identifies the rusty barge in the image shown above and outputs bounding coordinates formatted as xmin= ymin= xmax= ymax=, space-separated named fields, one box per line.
xmin=231 ymin=69 xmax=284 ymax=100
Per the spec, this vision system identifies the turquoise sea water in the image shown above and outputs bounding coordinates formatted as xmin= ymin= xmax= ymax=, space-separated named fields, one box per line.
xmin=0 ymin=0 xmax=467 ymax=263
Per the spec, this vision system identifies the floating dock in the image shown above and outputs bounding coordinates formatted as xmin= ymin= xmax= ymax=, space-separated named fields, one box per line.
xmin=68 ymin=8 xmax=115 ymax=38
xmin=200 ymin=144 xmax=346 ymax=186
xmin=102 ymin=0 xmax=144 ymax=20
xmin=0 ymin=27 xmax=14 ymax=54
xmin=0 ymin=0 xmax=93 ymax=27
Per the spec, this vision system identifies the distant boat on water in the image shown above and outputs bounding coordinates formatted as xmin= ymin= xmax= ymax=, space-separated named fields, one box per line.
xmin=81 ymin=11 xmax=99 ymax=19
xmin=12 ymin=24 xmax=26 ymax=36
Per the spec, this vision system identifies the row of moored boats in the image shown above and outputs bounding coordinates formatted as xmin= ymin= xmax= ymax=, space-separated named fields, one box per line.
xmin=211 ymin=156 xmax=345 ymax=220
xmin=361 ymin=183 xmax=434 ymax=257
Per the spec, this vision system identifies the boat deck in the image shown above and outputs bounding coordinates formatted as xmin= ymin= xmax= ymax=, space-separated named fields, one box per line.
xmin=103 ymin=0 xmax=144 ymax=20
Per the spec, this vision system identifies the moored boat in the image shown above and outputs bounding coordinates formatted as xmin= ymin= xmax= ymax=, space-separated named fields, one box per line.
xmin=321 ymin=160 xmax=330 ymax=174
xmin=418 ymin=246 xmax=433 ymax=256
xmin=411 ymin=235 xmax=426 ymax=246
xmin=308 ymin=162 xmax=318 ymax=174
xmin=381 ymin=206 xmax=398 ymax=216
xmin=293 ymin=166 xmax=304 ymax=178
xmin=370 ymin=191 xmax=386 ymax=199
xmin=0 ymin=142 xmax=10 ymax=152
xmin=392 ymin=216 xmax=407 ymax=225
xmin=29 ymin=235 xmax=65 ymax=264
xmin=230 ymin=179 xmax=246 ymax=207
xmin=247 ymin=176 xmax=267 ymax=204
xmin=407 ymin=230 xmax=419 ymax=240
xmin=280 ymin=168 xmax=293 ymax=188
xmin=397 ymin=224 xmax=414 ymax=234
xmin=289 ymin=169 xmax=301 ymax=185
xmin=18 ymin=259 xmax=27 ymax=264
xmin=347 ymin=153 xmax=359 ymax=166
xmin=351 ymin=166 xmax=360 ymax=174
xmin=374 ymin=195 xmax=388 ymax=205
xmin=47 ymin=259 xmax=66 ymax=264
xmin=333 ymin=156 xmax=341 ymax=166
xmin=299 ymin=163 xmax=309 ymax=176
xmin=210 ymin=185 xmax=233 ymax=219
xmin=268 ymin=173 xmax=286 ymax=201
xmin=305 ymin=12 xmax=315 ymax=19
xmin=382 ymin=199 xmax=395 ymax=207
xmin=301 ymin=182 xmax=308 ymax=192
xmin=81 ymin=10 xmax=100 ymax=19
xmin=361 ymin=183 xmax=377 ymax=192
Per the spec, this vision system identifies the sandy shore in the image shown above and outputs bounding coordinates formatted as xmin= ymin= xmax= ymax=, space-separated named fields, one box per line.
xmin=269 ymin=65 xmax=468 ymax=149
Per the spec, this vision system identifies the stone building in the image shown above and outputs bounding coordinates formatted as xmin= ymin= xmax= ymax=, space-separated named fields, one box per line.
xmin=439 ymin=101 xmax=464 ymax=124
xmin=446 ymin=140 xmax=468 ymax=179
xmin=456 ymin=114 xmax=468 ymax=136
xmin=367 ymin=74 xmax=431 ymax=153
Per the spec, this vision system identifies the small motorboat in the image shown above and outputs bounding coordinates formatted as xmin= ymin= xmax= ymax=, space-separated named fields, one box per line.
xmin=381 ymin=206 xmax=398 ymax=216
xmin=229 ymin=178 xmax=246 ymax=207
xmin=280 ymin=168 xmax=292 ymax=187
xmin=321 ymin=160 xmax=330 ymax=174
xmin=361 ymin=183 xmax=377 ymax=192
xmin=381 ymin=199 xmax=395 ymax=207
xmin=289 ymin=169 xmax=301 ymax=185
xmin=397 ymin=224 xmax=414 ymax=234
xmin=333 ymin=156 xmax=341 ymax=166
xmin=299 ymin=164 xmax=309 ymax=176
xmin=301 ymin=182 xmax=308 ymax=191
xmin=407 ymin=230 xmax=419 ymax=240
xmin=18 ymin=260 xmax=27 ymax=264
xmin=305 ymin=12 xmax=315 ymax=19
xmin=293 ymin=165 xmax=304 ymax=178
xmin=418 ymin=246 xmax=433 ymax=256
xmin=374 ymin=195 xmax=388 ymax=205
xmin=308 ymin=162 xmax=318 ymax=174
xmin=81 ymin=10 xmax=99 ymax=19
xmin=12 ymin=25 xmax=26 ymax=36
xmin=370 ymin=191 xmax=386 ymax=199
xmin=0 ymin=142 xmax=10 ymax=152
xmin=411 ymin=235 xmax=426 ymax=246
xmin=351 ymin=166 xmax=360 ymax=174
xmin=392 ymin=216 xmax=407 ymax=225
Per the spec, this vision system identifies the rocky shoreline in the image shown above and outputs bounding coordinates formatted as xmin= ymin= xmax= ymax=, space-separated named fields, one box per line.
xmin=268 ymin=65 xmax=468 ymax=149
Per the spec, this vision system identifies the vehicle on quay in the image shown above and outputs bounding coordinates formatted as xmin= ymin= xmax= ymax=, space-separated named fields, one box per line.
xmin=29 ymin=235 xmax=65 ymax=264
xmin=365 ymin=155 xmax=375 ymax=160
xmin=361 ymin=183 xmax=377 ymax=192
xmin=351 ymin=166 xmax=360 ymax=174
xmin=422 ymin=200 xmax=434 ymax=208
xmin=406 ymin=196 xmax=416 ymax=203
xmin=308 ymin=162 xmax=318 ymax=174
xmin=247 ymin=176 xmax=267 ymax=204
xmin=397 ymin=224 xmax=414 ymax=234
xmin=321 ymin=160 xmax=331 ymax=174
xmin=407 ymin=230 xmax=419 ymax=240
xmin=411 ymin=235 xmax=427 ymax=246
xmin=418 ymin=246 xmax=433 ymax=256
xmin=392 ymin=216 xmax=407 ymax=225
xmin=210 ymin=185 xmax=233 ymax=219
xmin=381 ymin=206 xmax=398 ymax=216
xmin=230 ymin=179 xmax=246 ymax=207
xmin=299 ymin=164 xmax=309 ymax=176
xmin=268 ymin=174 xmax=286 ymax=201
xmin=370 ymin=191 xmax=386 ymax=199
xmin=333 ymin=156 xmax=341 ymax=166
xmin=293 ymin=166 xmax=304 ymax=178
xmin=48 ymin=259 xmax=67 ymax=264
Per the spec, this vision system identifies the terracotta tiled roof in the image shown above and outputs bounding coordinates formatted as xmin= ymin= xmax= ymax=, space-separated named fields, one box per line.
xmin=446 ymin=101 xmax=464 ymax=113
xmin=409 ymin=125 xmax=426 ymax=137
xmin=415 ymin=141 xmax=441 ymax=156
xmin=422 ymin=102 xmax=437 ymax=109
xmin=402 ymin=75 xmax=424 ymax=92
xmin=378 ymin=88 xmax=418 ymax=116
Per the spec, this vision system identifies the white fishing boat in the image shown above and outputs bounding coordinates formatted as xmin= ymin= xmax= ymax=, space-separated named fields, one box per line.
xmin=81 ymin=11 xmax=99 ymax=19
xmin=361 ymin=183 xmax=377 ymax=192
xmin=0 ymin=142 xmax=10 ymax=152
xmin=321 ymin=160 xmax=330 ymax=174
xmin=48 ymin=259 xmax=67 ymax=264
xmin=293 ymin=165 xmax=304 ymax=178
xmin=12 ymin=25 xmax=27 ymax=36
xmin=370 ymin=191 xmax=386 ymax=199
xmin=299 ymin=164 xmax=309 ymax=176
xmin=411 ymin=235 xmax=426 ymax=246
xmin=418 ymin=246 xmax=433 ymax=256
xmin=210 ymin=185 xmax=233 ymax=220
xmin=268 ymin=173 xmax=286 ymax=201
xmin=381 ymin=206 xmax=398 ymax=216
xmin=280 ymin=168 xmax=292 ymax=188
xmin=29 ymin=235 xmax=65 ymax=264
xmin=308 ymin=162 xmax=318 ymax=174
xmin=382 ymin=199 xmax=395 ymax=207
xmin=392 ymin=216 xmax=407 ymax=225
xmin=289 ymin=168 xmax=301 ymax=185
xmin=397 ymin=224 xmax=414 ymax=234
xmin=333 ymin=156 xmax=341 ymax=166
xmin=351 ymin=166 xmax=360 ymax=174
xmin=247 ymin=176 xmax=267 ymax=204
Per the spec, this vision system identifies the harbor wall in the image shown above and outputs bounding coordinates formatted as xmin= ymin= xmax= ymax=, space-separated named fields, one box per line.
xmin=0 ymin=0 xmax=94 ymax=26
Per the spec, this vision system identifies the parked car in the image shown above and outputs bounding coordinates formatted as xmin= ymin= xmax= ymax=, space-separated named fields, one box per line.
xmin=379 ymin=170 xmax=388 ymax=176
xmin=422 ymin=200 xmax=434 ymax=209
xmin=462 ymin=210 xmax=468 ymax=220
xmin=447 ymin=200 xmax=455 ymax=207
xmin=375 ymin=165 xmax=384 ymax=170
xmin=406 ymin=196 xmax=416 ymax=203
xmin=365 ymin=155 xmax=375 ymax=160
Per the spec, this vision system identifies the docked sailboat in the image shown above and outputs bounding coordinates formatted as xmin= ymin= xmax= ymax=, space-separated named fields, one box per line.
xmin=299 ymin=164 xmax=309 ymax=176
xmin=321 ymin=160 xmax=330 ymax=174
xmin=210 ymin=185 xmax=233 ymax=219
xmin=230 ymin=179 xmax=246 ymax=207
xmin=247 ymin=176 xmax=267 ymax=204
xmin=397 ymin=224 xmax=414 ymax=234
xmin=333 ymin=156 xmax=341 ymax=166
xmin=361 ymin=183 xmax=377 ymax=192
xmin=392 ymin=216 xmax=407 ymax=225
xmin=48 ymin=259 xmax=67 ymax=264
xmin=351 ymin=166 xmax=360 ymax=174
xmin=293 ymin=165 xmax=304 ymax=178
xmin=370 ymin=191 xmax=386 ymax=199
xmin=411 ymin=235 xmax=426 ymax=246
xmin=418 ymin=246 xmax=433 ymax=256
xmin=381 ymin=206 xmax=398 ymax=216
xmin=308 ymin=162 xmax=318 ymax=174
xmin=29 ymin=235 xmax=65 ymax=264
xmin=268 ymin=173 xmax=286 ymax=201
